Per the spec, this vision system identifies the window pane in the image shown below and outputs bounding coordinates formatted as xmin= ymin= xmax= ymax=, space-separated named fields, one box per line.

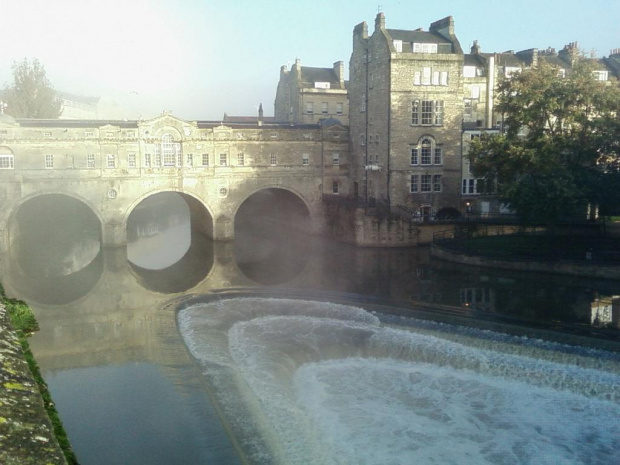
xmin=434 ymin=148 xmax=442 ymax=165
xmin=410 ymin=148 xmax=418 ymax=165
xmin=433 ymin=175 xmax=442 ymax=192
xmin=421 ymin=174 xmax=431 ymax=192
xmin=0 ymin=155 xmax=14 ymax=169
xmin=410 ymin=175 xmax=418 ymax=193
xmin=411 ymin=100 xmax=419 ymax=125
xmin=434 ymin=101 xmax=444 ymax=125
xmin=422 ymin=101 xmax=433 ymax=125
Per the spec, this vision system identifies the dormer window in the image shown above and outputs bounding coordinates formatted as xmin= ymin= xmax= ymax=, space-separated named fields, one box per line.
xmin=393 ymin=40 xmax=403 ymax=52
xmin=593 ymin=70 xmax=608 ymax=81
xmin=413 ymin=43 xmax=437 ymax=54
xmin=314 ymin=82 xmax=330 ymax=89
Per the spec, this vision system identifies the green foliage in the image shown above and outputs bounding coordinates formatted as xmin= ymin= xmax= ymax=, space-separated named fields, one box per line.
xmin=2 ymin=58 xmax=62 ymax=118
xmin=468 ymin=58 xmax=620 ymax=224
xmin=0 ymin=283 xmax=79 ymax=464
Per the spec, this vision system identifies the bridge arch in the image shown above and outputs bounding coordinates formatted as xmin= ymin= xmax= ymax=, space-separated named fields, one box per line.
xmin=232 ymin=184 xmax=315 ymax=224
xmin=2 ymin=190 xmax=105 ymax=253
xmin=123 ymin=188 xmax=215 ymax=240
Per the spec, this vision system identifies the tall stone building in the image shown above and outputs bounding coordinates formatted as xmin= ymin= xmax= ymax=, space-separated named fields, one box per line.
xmin=348 ymin=13 xmax=464 ymax=219
xmin=313 ymin=12 xmax=619 ymax=219
xmin=274 ymin=59 xmax=348 ymax=125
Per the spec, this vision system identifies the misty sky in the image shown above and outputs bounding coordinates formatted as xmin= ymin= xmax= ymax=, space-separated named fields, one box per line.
xmin=1 ymin=0 xmax=618 ymax=121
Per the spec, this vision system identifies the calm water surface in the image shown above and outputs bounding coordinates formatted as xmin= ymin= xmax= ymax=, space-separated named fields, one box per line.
xmin=2 ymin=192 xmax=619 ymax=464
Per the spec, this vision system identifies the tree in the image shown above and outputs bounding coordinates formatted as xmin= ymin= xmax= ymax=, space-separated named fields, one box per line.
xmin=2 ymin=58 xmax=62 ymax=118
xmin=468 ymin=59 xmax=620 ymax=224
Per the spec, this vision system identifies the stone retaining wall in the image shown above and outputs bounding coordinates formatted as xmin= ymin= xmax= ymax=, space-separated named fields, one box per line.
xmin=431 ymin=243 xmax=620 ymax=280
xmin=0 ymin=303 xmax=67 ymax=465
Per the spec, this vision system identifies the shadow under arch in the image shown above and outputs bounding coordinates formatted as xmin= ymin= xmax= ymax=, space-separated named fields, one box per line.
xmin=5 ymin=193 xmax=104 ymax=305
xmin=234 ymin=187 xmax=312 ymax=285
xmin=125 ymin=191 xmax=215 ymax=293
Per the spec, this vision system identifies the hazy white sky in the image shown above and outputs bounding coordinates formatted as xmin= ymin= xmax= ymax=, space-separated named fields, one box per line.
xmin=1 ymin=0 xmax=618 ymax=120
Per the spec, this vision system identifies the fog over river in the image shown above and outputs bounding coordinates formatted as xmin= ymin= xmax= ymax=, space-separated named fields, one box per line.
xmin=2 ymin=192 xmax=618 ymax=464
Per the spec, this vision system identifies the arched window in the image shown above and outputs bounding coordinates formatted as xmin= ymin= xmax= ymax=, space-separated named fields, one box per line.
xmin=156 ymin=133 xmax=182 ymax=167
xmin=410 ymin=136 xmax=442 ymax=166
xmin=0 ymin=146 xmax=14 ymax=169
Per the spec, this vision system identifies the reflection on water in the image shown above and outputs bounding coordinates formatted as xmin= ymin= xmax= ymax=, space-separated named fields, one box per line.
xmin=179 ymin=298 xmax=620 ymax=465
xmin=127 ymin=193 xmax=191 ymax=270
xmin=3 ymin=194 xmax=619 ymax=465
xmin=11 ymin=194 xmax=101 ymax=278
xmin=235 ymin=188 xmax=311 ymax=285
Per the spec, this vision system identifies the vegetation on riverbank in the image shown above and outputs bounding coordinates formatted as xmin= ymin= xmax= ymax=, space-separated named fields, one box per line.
xmin=0 ymin=283 xmax=78 ymax=465
xmin=446 ymin=234 xmax=620 ymax=263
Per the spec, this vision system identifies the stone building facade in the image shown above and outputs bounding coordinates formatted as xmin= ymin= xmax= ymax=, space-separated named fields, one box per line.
xmin=274 ymin=59 xmax=349 ymax=125
xmin=348 ymin=14 xmax=465 ymax=219
xmin=0 ymin=112 xmax=349 ymax=251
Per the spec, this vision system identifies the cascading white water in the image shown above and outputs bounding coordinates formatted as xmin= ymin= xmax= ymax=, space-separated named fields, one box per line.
xmin=178 ymin=298 xmax=620 ymax=465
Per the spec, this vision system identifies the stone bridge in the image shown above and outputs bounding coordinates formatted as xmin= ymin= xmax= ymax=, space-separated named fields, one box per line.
xmin=0 ymin=113 xmax=350 ymax=253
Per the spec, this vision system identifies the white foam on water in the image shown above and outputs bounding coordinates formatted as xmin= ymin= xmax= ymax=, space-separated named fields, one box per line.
xmin=178 ymin=298 xmax=620 ymax=465
xmin=295 ymin=358 xmax=619 ymax=465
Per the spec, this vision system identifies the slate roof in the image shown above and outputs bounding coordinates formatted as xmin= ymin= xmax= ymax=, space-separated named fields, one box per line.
xmin=464 ymin=54 xmax=485 ymax=67
xmin=222 ymin=115 xmax=276 ymax=124
xmin=15 ymin=119 xmax=138 ymax=128
xmin=387 ymin=29 xmax=450 ymax=44
xmin=538 ymin=55 xmax=569 ymax=68
xmin=299 ymin=66 xmax=342 ymax=88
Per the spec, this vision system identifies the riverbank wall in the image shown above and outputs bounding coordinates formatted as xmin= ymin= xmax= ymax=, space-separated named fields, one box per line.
xmin=323 ymin=203 xmax=450 ymax=247
xmin=0 ymin=302 xmax=68 ymax=465
xmin=431 ymin=243 xmax=620 ymax=280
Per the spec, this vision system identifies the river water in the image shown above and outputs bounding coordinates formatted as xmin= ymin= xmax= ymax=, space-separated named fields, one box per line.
xmin=2 ymin=192 xmax=619 ymax=464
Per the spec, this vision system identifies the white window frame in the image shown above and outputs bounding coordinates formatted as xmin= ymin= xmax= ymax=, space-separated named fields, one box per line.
xmin=202 ymin=154 xmax=209 ymax=167
xmin=332 ymin=153 xmax=340 ymax=166
xmin=87 ymin=154 xmax=95 ymax=168
xmin=302 ymin=154 xmax=309 ymax=166
xmin=332 ymin=181 xmax=339 ymax=194
xmin=237 ymin=152 xmax=245 ymax=166
xmin=45 ymin=154 xmax=54 ymax=169
xmin=0 ymin=154 xmax=14 ymax=169
xmin=413 ymin=43 xmax=438 ymax=54
xmin=410 ymin=174 xmax=418 ymax=193
xmin=219 ymin=153 xmax=227 ymax=166
xmin=433 ymin=174 xmax=442 ymax=192
xmin=420 ymin=174 xmax=432 ymax=192
xmin=128 ymin=153 xmax=136 ymax=168
xmin=187 ymin=153 xmax=193 ymax=166
xmin=336 ymin=102 xmax=343 ymax=115
xmin=393 ymin=40 xmax=403 ymax=52
xmin=144 ymin=153 xmax=152 ymax=167
xmin=463 ymin=66 xmax=477 ymax=78
xmin=321 ymin=102 xmax=328 ymax=114
xmin=106 ymin=154 xmax=116 ymax=168
xmin=270 ymin=153 xmax=277 ymax=166
xmin=306 ymin=102 xmax=314 ymax=114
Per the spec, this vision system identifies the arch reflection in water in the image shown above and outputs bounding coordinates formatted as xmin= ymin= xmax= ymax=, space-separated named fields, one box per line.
xmin=234 ymin=189 xmax=311 ymax=285
xmin=129 ymin=235 xmax=214 ymax=294
xmin=7 ymin=194 xmax=103 ymax=305
xmin=127 ymin=193 xmax=192 ymax=270
xmin=127 ymin=192 xmax=214 ymax=293
xmin=3 ymin=251 xmax=103 ymax=306
xmin=178 ymin=298 xmax=620 ymax=465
